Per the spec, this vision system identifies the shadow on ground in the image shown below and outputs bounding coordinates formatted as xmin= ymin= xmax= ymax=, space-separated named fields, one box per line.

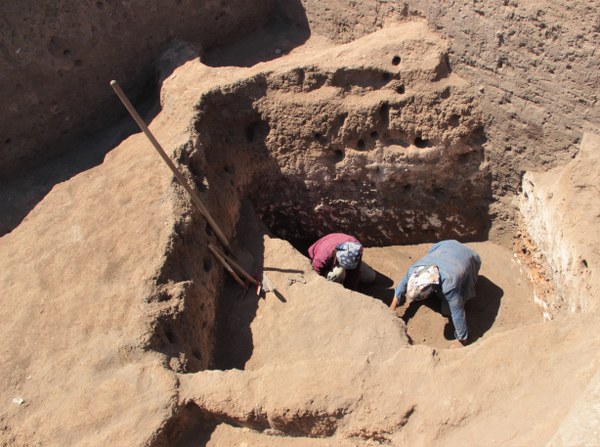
xmin=202 ymin=3 xmax=310 ymax=68
xmin=359 ymin=271 xmax=396 ymax=305
xmin=0 ymin=95 xmax=160 ymax=237
xmin=462 ymin=275 xmax=503 ymax=342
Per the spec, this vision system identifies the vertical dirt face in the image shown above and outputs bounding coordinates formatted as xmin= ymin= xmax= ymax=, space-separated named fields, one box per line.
xmin=299 ymin=0 xmax=600 ymax=243
xmin=0 ymin=0 xmax=280 ymax=182
xmin=193 ymin=25 xmax=491 ymax=249
xmin=519 ymin=133 xmax=600 ymax=317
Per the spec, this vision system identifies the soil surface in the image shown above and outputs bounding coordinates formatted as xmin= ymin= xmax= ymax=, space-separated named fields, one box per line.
xmin=1 ymin=3 xmax=600 ymax=446
xmin=190 ymin=226 xmax=600 ymax=446
xmin=218 ymin=230 xmax=540 ymax=369
xmin=362 ymin=241 xmax=539 ymax=349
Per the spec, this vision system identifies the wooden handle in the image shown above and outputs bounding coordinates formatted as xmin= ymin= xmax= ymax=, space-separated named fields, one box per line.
xmin=110 ymin=80 xmax=231 ymax=251
xmin=209 ymin=243 xmax=259 ymax=286
xmin=208 ymin=244 xmax=246 ymax=288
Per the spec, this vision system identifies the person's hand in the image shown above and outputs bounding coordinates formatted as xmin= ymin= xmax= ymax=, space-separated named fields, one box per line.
xmin=390 ymin=295 xmax=406 ymax=311
xmin=326 ymin=266 xmax=346 ymax=283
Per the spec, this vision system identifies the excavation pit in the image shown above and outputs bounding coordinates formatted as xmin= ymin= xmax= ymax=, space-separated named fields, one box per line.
xmin=213 ymin=214 xmax=541 ymax=370
xmin=2 ymin=3 xmax=600 ymax=447
xmin=143 ymin=19 xmax=596 ymax=445
xmin=171 ymin=22 xmax=509 ymax=368
xmin=141 ymin=17 xmax=600 ymax=445
xmin=194 ymin=46 xmax=537 ymax=359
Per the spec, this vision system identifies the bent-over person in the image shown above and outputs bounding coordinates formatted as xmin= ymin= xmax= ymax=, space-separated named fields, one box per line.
xmin=308 ymin=233 xmax=376 ymax=290
xmin=391 ymin=240 xmax=481 ymax=347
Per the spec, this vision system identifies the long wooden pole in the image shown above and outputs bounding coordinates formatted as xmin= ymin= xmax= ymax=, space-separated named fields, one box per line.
xmin=110 ymin=80 xmax=231 ymax=252
xmin=209 ymin=243 xmax=259 ymax=286
xmin=207 ymin=244 xmax=246 ymax=288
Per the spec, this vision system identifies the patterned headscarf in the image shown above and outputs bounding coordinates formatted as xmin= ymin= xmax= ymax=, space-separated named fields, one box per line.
xmin=406 ymin=264 xmax=440 ymax=301
xmin=335 ymin=241 xmax=363 ymax=269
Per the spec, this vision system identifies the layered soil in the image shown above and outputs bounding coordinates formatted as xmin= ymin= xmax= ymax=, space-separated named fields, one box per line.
xmin=1 ymin=1 xmax=600 ymax=446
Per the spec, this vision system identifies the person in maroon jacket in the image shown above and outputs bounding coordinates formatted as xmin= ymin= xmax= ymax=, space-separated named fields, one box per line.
xmin=308 ymin=233 xmax=376 ymax=290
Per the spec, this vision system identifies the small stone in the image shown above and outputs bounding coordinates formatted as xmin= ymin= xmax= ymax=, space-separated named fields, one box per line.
xmin=12 ymin=397 xmax=24 ymax=405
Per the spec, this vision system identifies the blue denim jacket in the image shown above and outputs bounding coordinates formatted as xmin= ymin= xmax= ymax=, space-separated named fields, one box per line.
xmin=394 ymin=240 xmax=481 ymax=340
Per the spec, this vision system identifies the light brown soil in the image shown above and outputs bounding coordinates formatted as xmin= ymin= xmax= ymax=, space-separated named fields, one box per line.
xmin=1 ymin=2 xmax=600 ymax=446
xmin=186 ymin=228 xmax=600 ymax=446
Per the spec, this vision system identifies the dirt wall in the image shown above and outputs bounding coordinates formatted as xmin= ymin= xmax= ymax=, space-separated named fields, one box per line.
xmin=299 ymin=0 xmax=600 ymax=242
xmin=192 ymin=24 xmax=490 ymax=247
xmin=520 ymin=132 xmax=600 ymax=317
xmin=0 ymin=0 xmax=278 ymax=182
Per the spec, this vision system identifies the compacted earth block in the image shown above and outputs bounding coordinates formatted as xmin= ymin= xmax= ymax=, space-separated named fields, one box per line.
xmin=1 ymin=1 xmax=599 ymax=446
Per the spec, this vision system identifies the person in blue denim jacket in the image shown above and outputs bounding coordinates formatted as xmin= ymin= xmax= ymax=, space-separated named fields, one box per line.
xmin=390 ymin=240 xmax=481 ymax=347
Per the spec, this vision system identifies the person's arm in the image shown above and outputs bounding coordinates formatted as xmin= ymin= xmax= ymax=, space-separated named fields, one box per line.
xmin=447 ymin=295 xmax=469 ymax=345
xmin=391 ymin=272 xmax=410 ymax=310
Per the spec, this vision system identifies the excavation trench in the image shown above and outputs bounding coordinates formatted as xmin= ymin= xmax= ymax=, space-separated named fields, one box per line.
xmin=147 ymin=23 xmax=582 ymax=445
xmin=153 ymin=28 xmax=541 ymax=376
xmin=2 ymin=2 xmax=599 ymax=446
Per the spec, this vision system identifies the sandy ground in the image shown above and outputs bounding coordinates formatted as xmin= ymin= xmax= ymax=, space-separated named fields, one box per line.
xmin=217 ymin=211 xmax=541 ymax=365
xmin=1 ymin=12 xmax=599 ymax=447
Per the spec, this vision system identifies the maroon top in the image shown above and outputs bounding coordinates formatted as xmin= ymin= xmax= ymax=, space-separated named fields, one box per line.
xmin=308 ymin=233 xmax=362 ymax=289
